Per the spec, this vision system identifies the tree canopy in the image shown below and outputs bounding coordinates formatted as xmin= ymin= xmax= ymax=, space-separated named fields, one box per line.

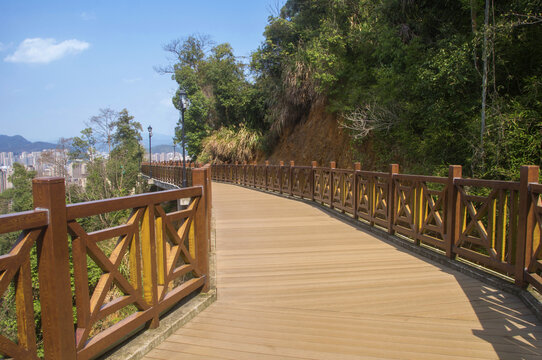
xmin=165 ymin=1 xmax=541 ymax=179
xmin=165 ymin=35 xmax=266 ymax=159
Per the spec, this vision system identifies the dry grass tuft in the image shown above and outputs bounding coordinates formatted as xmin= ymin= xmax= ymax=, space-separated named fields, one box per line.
xmin=200 ymin=126 xmax=262 ymax=163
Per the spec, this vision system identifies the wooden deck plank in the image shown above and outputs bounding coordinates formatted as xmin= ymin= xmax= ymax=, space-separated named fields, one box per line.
xmin=144 ymin=183 xmax=542 ymax=360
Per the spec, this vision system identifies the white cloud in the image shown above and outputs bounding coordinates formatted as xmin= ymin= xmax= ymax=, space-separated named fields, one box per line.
xmin=80 ymin=12 xmax=96 ymax=21
xmin=4 ymin=38 xmax=90 ymax=64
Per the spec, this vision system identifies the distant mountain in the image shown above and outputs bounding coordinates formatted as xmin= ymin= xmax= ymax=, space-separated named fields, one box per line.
xmin=0 ymin=135 xmax=56 ymax=153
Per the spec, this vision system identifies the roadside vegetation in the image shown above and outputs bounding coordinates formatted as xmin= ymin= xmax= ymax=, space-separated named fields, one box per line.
xmin=0 ymin=108 xmax=146 ymax=355
xmin=166 ymin=0 xmax=541 ymax=180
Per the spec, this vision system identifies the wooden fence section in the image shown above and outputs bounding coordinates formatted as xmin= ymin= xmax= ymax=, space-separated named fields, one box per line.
xmin=0 ymin=166 xmax=211 ymax=359
xmin=212 ymin=162 xmax=542 ymax=293
xmin=141 ymin=161 xmax=205 ymax=188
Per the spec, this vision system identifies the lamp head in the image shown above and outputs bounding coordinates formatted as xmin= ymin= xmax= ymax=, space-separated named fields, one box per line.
xmin=179 ymin=90 xmax=189 ymax=110
xmin=148 ymin=125 xmax=152 ymax=137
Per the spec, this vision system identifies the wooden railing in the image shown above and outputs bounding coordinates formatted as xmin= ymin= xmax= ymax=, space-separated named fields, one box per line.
xmin=0 ymin=166 xmax=211 ymax=359
xmin=212 ymin=161 xmax=542 ymax=293
xmin=141 ymin=161 xmax=202 ymax=188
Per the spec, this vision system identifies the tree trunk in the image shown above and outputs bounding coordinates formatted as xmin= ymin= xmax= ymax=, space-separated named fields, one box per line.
xmin=481 ymin=0 xmax=490 ymax=148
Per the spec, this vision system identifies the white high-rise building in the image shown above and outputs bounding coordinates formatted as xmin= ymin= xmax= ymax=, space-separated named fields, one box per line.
xmin=0 ymin=166 xmax=13 ymax=193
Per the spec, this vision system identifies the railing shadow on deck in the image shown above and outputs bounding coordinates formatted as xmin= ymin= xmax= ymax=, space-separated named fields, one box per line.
xmin=455 ymin=273 xmax=542 ymax=359
xmin=0 ymin=166 xmax=212 ymax=359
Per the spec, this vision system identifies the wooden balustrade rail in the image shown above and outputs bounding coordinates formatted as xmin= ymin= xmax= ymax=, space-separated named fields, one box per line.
xmin=141 ymin=161 xmax=203 ymax=188
xmin=0 ymin=166 xmax=211 ymax=359
xmin=211 ymin=162 xmax=542 ymax=293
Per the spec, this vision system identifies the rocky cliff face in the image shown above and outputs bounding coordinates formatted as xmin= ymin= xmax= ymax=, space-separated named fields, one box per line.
xmin=263 ymin=99 xmax=354 ymax=168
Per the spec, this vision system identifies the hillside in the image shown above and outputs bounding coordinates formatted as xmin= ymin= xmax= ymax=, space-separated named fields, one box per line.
xmin=0 ymin=135 xmax=56 ymax=153
xmin=265 ymin=99 xmax=353 ymax=168
xmin=164 ymin=1 xmax=541 ymax=180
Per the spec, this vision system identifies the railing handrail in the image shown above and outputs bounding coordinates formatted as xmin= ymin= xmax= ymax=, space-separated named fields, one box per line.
xmin=66 ymin=186 xmax=202 ymax=220
xmin=0 ymin=166 xmax=212 ymax=359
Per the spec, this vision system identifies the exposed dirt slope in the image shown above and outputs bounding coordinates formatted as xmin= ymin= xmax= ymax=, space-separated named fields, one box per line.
xmin=265 ymin=100 xmax=354 ymax=168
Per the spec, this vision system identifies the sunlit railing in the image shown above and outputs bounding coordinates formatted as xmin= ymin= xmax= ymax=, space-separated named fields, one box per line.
xmin=0 ymin=166 xmax=211 ymax=359
xmin=212 ymin=161 xmax=541 ymax=293
xmin=141 ymin=161 xmax=204 ymax=188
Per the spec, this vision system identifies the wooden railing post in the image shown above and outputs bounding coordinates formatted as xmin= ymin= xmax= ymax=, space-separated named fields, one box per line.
xmin=329 ymin=161 xmax=336 ymax=208
xmin=242 ymin=161 xmax=247 ymax=186
xmin=289 ymin=161 xmax=295 ymax=196
xmin=193 ymin=168 xmax=210 ymax=292
xmin=446 ymin=165 xmax=462 ymax=259
xmin=516 ymin=165 xmax=539 ymax=287
xmin=204 ymin=165 xmax=213 ymax=243
xmin=279 ymin=161 xmax=284 ymax=194
xmin=354 ymin=162 xmax=361 ymax=220
xmin=311 ymin=161 xmax=318 ymax=201
xmin=388 ymin=164 xmax=399 ymax=234
xmin=32 ymin=178 xmax=77 ymax=359
xmin=252 ymin=162 xmax=256 ymax=188
xmin=265 ymin=160 xmax=269 ymax=190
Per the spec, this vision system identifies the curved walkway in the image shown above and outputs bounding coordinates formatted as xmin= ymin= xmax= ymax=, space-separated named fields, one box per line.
xmin=144 ymin=182 xmax=542 ymax=360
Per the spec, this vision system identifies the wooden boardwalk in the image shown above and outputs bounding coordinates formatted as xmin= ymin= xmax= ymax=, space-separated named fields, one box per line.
xmin=144 ymin=182 xmax=542 ymax=360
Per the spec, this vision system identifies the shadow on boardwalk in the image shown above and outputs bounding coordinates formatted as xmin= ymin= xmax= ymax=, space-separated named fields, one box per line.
xmin=456 ymin=276 xmax=541 ymax=359
xmin=312 ymin=199 xmax=542 ymax=359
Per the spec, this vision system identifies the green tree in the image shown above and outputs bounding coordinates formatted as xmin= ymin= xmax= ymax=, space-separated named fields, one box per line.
xmin=70 ymin=127 xmax=97 ymax=161
xmin=251 ymin=0 xmax=542 ymax=178
xmin=0 ymin=164 xmax=39 ymax=352
xmin=108 ymin=109 xmax=144 ymax=196
xmin=79 ymin=108 xmax=146 ymax=228
xmin=1 ymin=163 xmax=35 ymax=212
xmin=163 ymin=35 xmax=267 ymax=160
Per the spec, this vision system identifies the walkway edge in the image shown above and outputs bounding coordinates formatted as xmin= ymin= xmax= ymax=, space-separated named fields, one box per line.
xmin=218 ymin=181 xmax=542 ymax=323
xmin=102 ymin=290 xmax=217 ymax=360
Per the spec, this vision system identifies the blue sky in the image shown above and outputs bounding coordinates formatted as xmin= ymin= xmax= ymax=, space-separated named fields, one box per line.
xmin=0 ymin=0 xmax=274 ymax=144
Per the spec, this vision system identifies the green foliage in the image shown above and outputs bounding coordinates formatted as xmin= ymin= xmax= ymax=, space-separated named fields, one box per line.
xmin=0 ymin=107 xmax=148 ymax=356
xmin=81 ymin=108 xmax=146 ymax=228
xmin=168 ymin=35 xmax=267 ymax=161
xmin=251 ymin=0 xmax=542 ymax=178
xmin=70 ymin=127 xmax=97 ymax=161
xmin=1 ymin=163 xmax=35 ymax=212
xmin=108 ymin=109 xmax=144 ymax=195
xmin=0 ymin=165 xmax=41 ymax=355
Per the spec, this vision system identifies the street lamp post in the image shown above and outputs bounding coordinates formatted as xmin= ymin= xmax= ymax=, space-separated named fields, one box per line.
xmin=148 ymin=125 xmax=153 ymax=178
xmin=172 ymin=143 xmax=176 ymax=161
xmin=178 ymin=90 xmax=189 ymax=187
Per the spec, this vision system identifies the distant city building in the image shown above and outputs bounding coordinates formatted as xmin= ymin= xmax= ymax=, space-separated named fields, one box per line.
xmin=0 ymin=148 xmax=193 ymax=195
xmin=69 ymin=161 xmax=88 ymax=188
xmin=0 ymin=166 xmax=13 ymax=193
xmin=0 ymin=152 xmax=14 ymax=167
xmin=0 ymin=149 xmax=92 ymax=194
